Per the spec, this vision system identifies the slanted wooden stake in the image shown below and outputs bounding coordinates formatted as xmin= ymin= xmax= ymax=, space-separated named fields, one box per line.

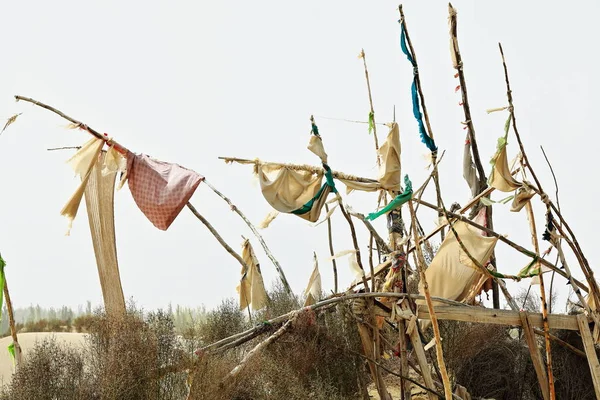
xmin=3 ymin=277 xmax=22 ymax=367
xmin=324 ymin=203 xmax=339 ymax=293
xmin=202 ymin=180 xmax=292 ymax=295
xmin=408 ymin=200 xmax=452 ymax=399
xmin=576 ymin=314 xmax=600 ymax=397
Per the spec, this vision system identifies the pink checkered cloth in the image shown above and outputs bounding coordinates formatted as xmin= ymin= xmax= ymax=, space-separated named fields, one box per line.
xmin=126 ymin=153 xmax=204 ymax=230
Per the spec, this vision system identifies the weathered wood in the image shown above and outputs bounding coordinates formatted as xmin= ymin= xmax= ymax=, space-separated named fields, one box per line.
xmin=520 ymin=312 xmax=550 ymax=400
xmin=3 ymin=278 xmax=22 ymax=367
xmin=403 ymin=304 xmax=437 ymax=400
xmin=357 ymin=323 xmax=391 ymax=400
xmin=417 ymin=305 xmax=580 ymax=331
xmin=576 ymin=314 xmax=600 ymax=398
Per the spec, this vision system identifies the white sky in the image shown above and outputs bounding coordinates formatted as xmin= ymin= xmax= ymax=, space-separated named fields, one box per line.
xmin=0 ymin=1 xmax=597 ymax=313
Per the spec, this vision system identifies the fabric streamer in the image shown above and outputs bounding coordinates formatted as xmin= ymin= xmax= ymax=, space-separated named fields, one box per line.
xmin=237 ymin=239 xmax=268 ymax=311
xmin=126 ymin=153 xmax=204 ymax=230
xmin=368 ymin=111 xmax=375 ymax=135
xmin=488 ymin=115 xmax=522 ymax=192
xmin=83 ymin=152 xmax=126 ymax=316
xmin=365 ymin=175 xmax=412 ymax=221
xmin=61 ymin=137 xmax=105 ymax=235
xmin=303 ymin=253 xmax=322 ymax=306
xmin=399 ymin=22 xmax=437 ymax=153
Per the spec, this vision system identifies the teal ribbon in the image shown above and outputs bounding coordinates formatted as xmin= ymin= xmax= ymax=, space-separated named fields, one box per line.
xmin=292 ymin=164 xmax=337 ymax=216
xmin=366 ymin=175 xmax=412 ymax=221
xmin=399 ymin=23 xmax=437 ymax=153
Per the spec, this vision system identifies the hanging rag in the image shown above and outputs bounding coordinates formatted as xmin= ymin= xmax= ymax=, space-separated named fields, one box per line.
xmin=399 ymin=22 xmax=437 ymax=153
xmin=61 ymin=137 xmax=105 ymax=235
xmin=341 ymin=123 xmax=401 ymax=194
xmin=510 ymin=184 xmax=536 ymax=212
xmin=84 ymin=151 xmax=126 ymax=316
xmin=303 ymin=253 xmax=322 ymax=306
xmin=417 ymin=215 xmax=498 ymax=308
xmin=463 ymin=135 xmax=479 ymax=199
xmin=126 ymin=153 xmax=204 ymax=230
xmin=307 ymin=134 xmax=328 ymax=164
xmin=258 ymin=164 xmax=336 ymax=223
xmin=365 ymin=175 xmax=412 ymax=221
xmin=236 ymin=239 xmax=268 ymax=311
xmin=488 ymin=116 xmax=521 ymax=192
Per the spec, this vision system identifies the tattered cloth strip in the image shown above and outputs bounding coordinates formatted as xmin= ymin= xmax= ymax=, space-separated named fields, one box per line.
xmin=61 ymin=137 xmax=105 ymax=235
xmin=83 ymin=151 xmax=126 ymax=315
xmin=463 ymin=134 xmax=479 ymax=198
xmin=258 ymin=163 xmax=337 ymax=223
xmin=303 ymin=253 xmax=322 ymax=306
xmin=417 ymin=213 xmax=498 ymax=308
xmin=399 ymin=22 xmax=437 ymax=153
xmin=365 ymin=175 xmax=412 ymax=221
xmin=510 ymin=184 xmax=535 ymax=212
xmin=307 ymin=134 xmax=328 ymax=164
xmin=488 ymin=115 xmax=522 ymax=192
xmin=343 ymin=122 xmax=401 ymax=194
xmin=126 ymin=153 xmax=204 ymax=230
xmin=236 ymin=239 xmax=268 ymax=311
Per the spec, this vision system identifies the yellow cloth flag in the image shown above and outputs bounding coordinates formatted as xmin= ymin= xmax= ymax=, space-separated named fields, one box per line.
xmin=303 ymin=253 xmax=322 ymax=306
xmin=236 ymin=239 xmax=268 ymax=311
xmin=61 ymin=137 xmax=105 ymax=235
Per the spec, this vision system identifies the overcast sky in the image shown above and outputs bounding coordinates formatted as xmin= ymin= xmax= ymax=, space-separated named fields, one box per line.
xmin=0 ymin=1 xmax=597 ymax=313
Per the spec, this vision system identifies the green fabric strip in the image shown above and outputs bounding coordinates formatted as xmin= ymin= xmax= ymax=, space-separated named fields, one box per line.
xmin=291 ymin=165 xmax=337 ymax=215
xmin=7 ymin=343 xmax=14 ymax=362
xmin=489 ymin=257 xmax=540 ymax=281
xmin=368 ymin=112 xmax=374 ymax=135
xmin=365 ymin=175 xmax=412 ymax=221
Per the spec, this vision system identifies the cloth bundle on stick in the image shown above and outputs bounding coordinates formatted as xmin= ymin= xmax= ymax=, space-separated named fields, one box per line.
xmin=126 ymin=153 xmax=204 ymax=230
xmin=84 ymin=151 xmax=126 ymax=316
xmin=303 ymin=253 xmax=322 ymax=306
xmin=61 ymin=137 xmax=105 ymax=235
xmin=237 ymin=239 xmax=268 ymax=311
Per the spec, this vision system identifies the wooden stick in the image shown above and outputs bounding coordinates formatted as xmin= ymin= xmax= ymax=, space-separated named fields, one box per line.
xmin=221 ymin=312 xmax=298 ymax=384
xmin=186 ymin=202 xmax=249 ymax=272
xmin=348 ymin=210 xmax=393 ymax=254
xmin=448 ymin=3 xmax=500 ymax=308
xmin=3 ymin=277 xmax=22 ymax=367
xmin=359 ymin=49 xmax=380 ymax=162
xmin=408 ymin=200 xmax=452 ymax=399
xmin=520 ymin=312 xmax=550 ymax=400
xmin=202 ymin=179 xmax=292 ymax=294
xmin=532 ymin=328 xmax=586 ymax=358
xmin=324 ymin=203 xmax=339 ymax=293
xmin=576 ymin=314 xmax=600 ymax=397
xmin=398 ymin=5 xmax=445 ymax=240
xmin=497 ymin=47 xmax=600 ymax=309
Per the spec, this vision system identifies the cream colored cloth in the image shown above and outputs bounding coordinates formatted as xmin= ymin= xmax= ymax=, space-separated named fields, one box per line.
xmin=84 ymin=151 xmax=126 ymax=316
xmin=463 ymin=135 xmax=479 ymax=199
xmin=303 ymin=253 xmax=322 ymax=306
xmin=418 ymin=219 xmax=498 ymax=308
xmin=510 ymin=184 xmax=535 ymax=212
xmin=342 ymin=122 xmax=400 ymax=194
xmin=61 ymin=137 xmax=105 ymax=235
xmin=237 ymin=239 xmax=268 ymax=311
xmin=489 ymin=140 xmax=521 ymax=192
xmin=307 ymin=135 xmax=328 ymax=164
xmin=258 ymin=164 xmax=331 ymax=222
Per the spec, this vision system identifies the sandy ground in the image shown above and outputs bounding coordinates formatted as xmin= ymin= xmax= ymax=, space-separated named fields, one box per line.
xmin=0 ymin=332 xmax=87 ymax=385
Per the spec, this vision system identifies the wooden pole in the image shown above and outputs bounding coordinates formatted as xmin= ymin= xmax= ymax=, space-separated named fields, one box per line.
xmin=202 ymin=179 xmax=292 ymax=294
xmin=408 ymin=200 xmax=452 ymax=399
xmin=359 ymin=48 xmax=380 ymax=162
xmin=448 ymin=3 xmax=500 ymax=308
xmin=324 ymin=203 xmax=339 ymax=293
xmin=520 ymin=312 xmax=550 ymax=400
xmin=398 ymin=5 xmax=444 ymax=240
xmin=525 ymin=201 xmax=555 ymax=398
xmin=576 ymin=314 xmax=600 ymax=397
xmin=3 ymin=277 xmax=22 ymax=367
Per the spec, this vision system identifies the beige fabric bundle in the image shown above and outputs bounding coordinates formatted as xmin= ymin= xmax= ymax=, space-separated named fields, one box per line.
xmin=303 ymin=253 xmax=322 ymax=306
xmin=510 ymin=184 xmax=536 ymax=212
xmin=237 ymin=239 xmax=268 ymax=311
xmin=417 ymin=216 xmax=498 ymax=308
xmin=463 ymin=135 xmax=479 ymax=199
xmin=489 ymin=136 xmax=521 ymax=193
xmin=61 ymin=137 xmax=105 ymax=235
xmin=84 ymin=151 xmax=126 ymax=316
xmin=307 ymin=135 xmax=328 ymax=164
xmin=342 ymin=122 xmax=401 ymax=194
xmin=258 ymin=165 xmax=331 ymax=222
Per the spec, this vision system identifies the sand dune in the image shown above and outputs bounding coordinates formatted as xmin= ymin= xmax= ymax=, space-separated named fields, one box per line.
xmin=0 ymin=332 xmax=87 ymax=385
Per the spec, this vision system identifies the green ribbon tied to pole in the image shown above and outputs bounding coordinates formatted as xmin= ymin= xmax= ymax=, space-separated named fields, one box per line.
xmin=365 ymin=175 xmax=413 ymax=221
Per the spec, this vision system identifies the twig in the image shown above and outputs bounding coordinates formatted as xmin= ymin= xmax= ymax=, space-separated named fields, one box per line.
xmin=324 ymin=203 xmax=338 ymax=293
xmin=348 ymin=210 xmax=393 ymax=255
xmin=532 ymin=328 xmax=586 ymax=358
xmin=3 ymin=277 xmax=22 ymax=366
xmin=408 ymin=199 xmax=453 ymax=399
xmin=359 ymin=49 xmax=380 ymax=162
xmin=202 ymin=179 xmax=292 ymax=294
xmin=47 ymin=146 xmax=82 ymax=151
xmin=541 ymin=145 xmax=560 ymax=313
